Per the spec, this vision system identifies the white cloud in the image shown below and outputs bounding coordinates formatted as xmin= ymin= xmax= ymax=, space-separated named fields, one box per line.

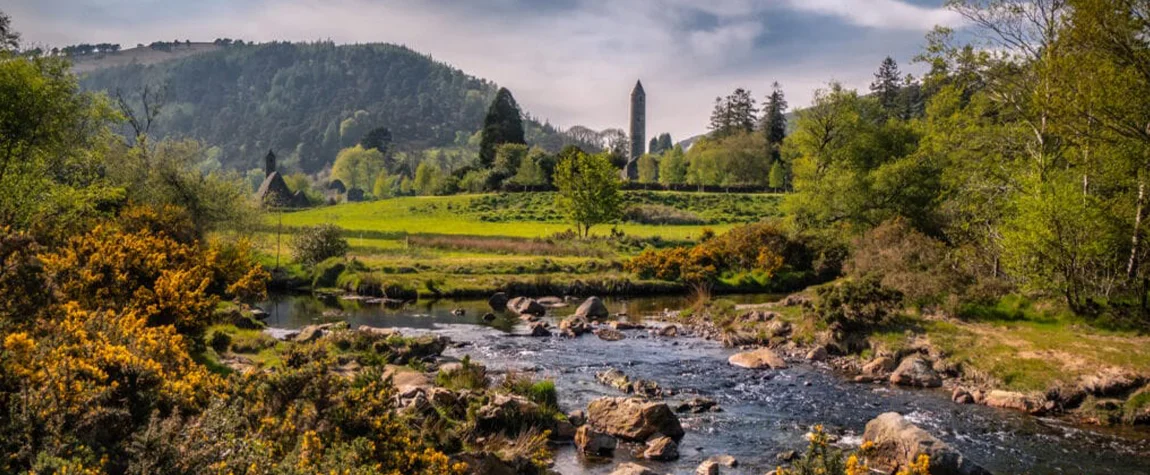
xmin=9 ymin=0 xmax=951 ymax=141
xmin=784 ymin=0 xmax=964 ymax=31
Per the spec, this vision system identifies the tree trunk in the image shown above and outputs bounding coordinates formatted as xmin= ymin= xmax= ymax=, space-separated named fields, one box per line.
xmin=1127 ymin=177 xmax=1145 ymax=281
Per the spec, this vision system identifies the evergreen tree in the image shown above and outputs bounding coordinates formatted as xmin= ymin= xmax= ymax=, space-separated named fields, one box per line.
xmin=709 ymin=88 xmax=757 ymax=138
xmin=657 ymin=133 xmax=673 ymax=153
xmin=897 ymin=74 xmax=924 ymax=120
xmin=478 ymin=87 xmax=526 ymax=167
xmin=360 ymin=127 xmax=392 ymax=156
xmin=649 ymin=137 xmax=660 ymax=155
xmin=760 ymin=82 xmax=788 ymax=167
xmin=871 ymin=56 xmax=902 ymax=118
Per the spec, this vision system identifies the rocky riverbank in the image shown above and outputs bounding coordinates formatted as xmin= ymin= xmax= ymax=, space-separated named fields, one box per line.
xmin=661 ymin=292 xmax=1150 ymax=430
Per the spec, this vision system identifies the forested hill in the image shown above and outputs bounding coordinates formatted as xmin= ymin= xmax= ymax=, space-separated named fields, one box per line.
xmin=79 ymin=41 xmax=504 ymax=173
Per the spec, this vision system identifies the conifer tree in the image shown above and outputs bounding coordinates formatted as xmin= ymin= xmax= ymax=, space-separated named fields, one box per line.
xmin=761 ymin=82 xmax=788 ymax=167
xmin=478 ymin=88 xmax=526 ymax=167
xmin=871 ymin=56 xmax=902 ymax=119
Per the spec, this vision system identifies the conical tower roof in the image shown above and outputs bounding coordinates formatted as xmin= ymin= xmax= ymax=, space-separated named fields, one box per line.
xmin=632 ymin=80 xmax=645 ymax=96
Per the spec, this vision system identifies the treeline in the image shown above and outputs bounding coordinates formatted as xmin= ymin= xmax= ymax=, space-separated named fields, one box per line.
xmin=79 ymin=41 xmax=597 ymax=175
xmin=784 ymin=0 xmax=1150 ymax=325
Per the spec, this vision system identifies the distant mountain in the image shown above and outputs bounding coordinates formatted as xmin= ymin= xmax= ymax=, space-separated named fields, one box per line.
xmin=78 ymin=41 xmax=589 ymax=173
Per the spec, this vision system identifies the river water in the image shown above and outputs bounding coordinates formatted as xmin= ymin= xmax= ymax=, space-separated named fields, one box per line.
xmin=261 ymin=293 xmax=1150 ymax=474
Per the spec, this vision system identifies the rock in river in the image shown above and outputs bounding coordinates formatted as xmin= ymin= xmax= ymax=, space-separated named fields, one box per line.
xmin=575 ymin=425 xmax=617 ymax=456
xmin=507 ymin=296 xmax=546 ymax=316
xmin=609 ymin=462 xmax=659 ymax=475
xmin=864 ymin=412 xmax=989 ymax=475
xmin=575 ymin=296 xmax=609 ymax=319
xmin=728 ymin=348 xmax=788 ymax=369
xmin=984 ymin=390 xmax=1045 ymax=414
xmin=597 ymin=328 xmax=626 ymax=341
xmin=488 ymin=292 xmax=509 ymax=310
xmin=642 ymin=434 xmax=679 ymax=461
xmin=587 ymin=397 xmax=684 ymax=441
xmin=528 ymin=321 xmax=551 ymax=337
xmin=889 ymin=356 xmax=942 ymax=388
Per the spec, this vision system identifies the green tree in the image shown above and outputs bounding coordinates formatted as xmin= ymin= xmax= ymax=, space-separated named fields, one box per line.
xmin=413 ymin=160 xmax=443 ymax=196
xmin=637 ymin=153 xmax=659 ymax=184
xmin=769 ymin=160 xmax=786 ymax=190
xmin=493 ymin=143 xmax=529 ymax=177
xmin=658 ymin=145 xmax=688 ymax=187
xmin=553 ymin=150 xmax=622 ymax=237
xmin=360 ymin=126 xmax=392 ymax=156
xmin=0 ymin=10 xmax=19 ymax=51
xmin=709 ymin=88 xmax=758 ymax=138
xmin=339 ymin=110 xmax=371 ymax=147
xmin=761 ymin=82 xmax=788 ymax=167
xmin=331 ymin=145 xmax=385 ymax=191
xmin=372 ymin=170 xmax=397 ymax=198
xmin=870 ymin=56 xmax=902 ymax=119
xmin=510 ymin=153 xmax=546 ymax=190
xmin=658 ymin=133 xmax=673 ymax=153
xmin=478 ymin=87 xmax=526 ymax=167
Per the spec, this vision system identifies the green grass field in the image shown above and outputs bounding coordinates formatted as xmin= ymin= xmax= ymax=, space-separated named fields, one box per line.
xmin=255 ymin=191 xmax=783 ymax=296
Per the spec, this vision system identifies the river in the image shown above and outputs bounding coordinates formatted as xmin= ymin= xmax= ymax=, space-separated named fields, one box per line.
xmin=260 ymin=293 xmax=1150 ymax=474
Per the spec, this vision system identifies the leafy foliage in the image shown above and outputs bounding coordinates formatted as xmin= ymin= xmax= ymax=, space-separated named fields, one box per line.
xmin=552 ymin=149 xmax=623 ymax=237
xmin=291 ymin=224 xmax=350 ymax=266
xmin=814 ymin=276 xmax=905 ymax=332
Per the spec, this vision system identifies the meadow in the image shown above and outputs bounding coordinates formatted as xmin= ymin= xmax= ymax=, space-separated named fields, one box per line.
xmin=254 ymin=191 xmax=783 ymax=297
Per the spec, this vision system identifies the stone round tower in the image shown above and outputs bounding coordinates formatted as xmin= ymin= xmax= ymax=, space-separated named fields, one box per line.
xmin=627 ymin=80 xmax=646 ymax=180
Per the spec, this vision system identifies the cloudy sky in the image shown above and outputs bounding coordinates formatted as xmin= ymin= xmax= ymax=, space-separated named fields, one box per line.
xmin=9 ymin=0 xmax=965 ymax=140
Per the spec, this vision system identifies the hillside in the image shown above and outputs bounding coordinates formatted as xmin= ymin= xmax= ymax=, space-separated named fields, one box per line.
xmin=70 ymin=42 xmax=223 ymax=73
xmin=79 ymin=42 xmax=506 ymax=173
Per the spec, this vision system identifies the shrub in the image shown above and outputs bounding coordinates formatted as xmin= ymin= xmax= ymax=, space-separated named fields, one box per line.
xmin=815 ymin=275 xmax=904 ymax=332
xmin=623 ymin=204 xmax=704 ymax=225
xmin=208 ymin=329 xmax=232 ymax=352
xmin=291 ymin=224 xmax=349 ymax=266
xmin=848 ymin=218 xmax=968 ymax=308
xmin=435 ymin=355 xmax=488 ymax=390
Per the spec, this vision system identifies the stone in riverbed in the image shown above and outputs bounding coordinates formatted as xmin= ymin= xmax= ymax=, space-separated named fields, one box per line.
xmin=704 ymin=454 xmax=738 ymax=468
xmin=695 ymin=460 xmax=719 ymax=475
xmin=575 ymin=296 xmax=610 ymax=319
xmin=806 ymin=346 xmax=828 ymax=362
xmin=864 ymin=412 xmax=989 ymax=475
xmin=675 ymin=397 xmax=719 ymax=413
xmin=559 ymin=315 xmax=592 ymax=337
xmin=862 ymin=356 xmax=897 ymax=375
xmin=889 ymin=356 xmax=942 ymax=388
xmin=597 ymin=328 xmax=626 ymax=341
xmin=507 ymin=296 xmax=546 ymax=316
xmin=528 ymin=322 xmax=551 ymax=337
xmin=609 ymin=462 xmax=659 ymax=475
xmin=575 ymin=425 xmax=617 ymax=456
xmin=488 ymin=292 xmax=509 ymax=310
xmin=587 ymin=397 xmax=684 ymax=441
xmin=657 ymin=325 xmax=679 ymax=337
xmin=984 ymin=390 xmax=1045 ymax=414
xmin=611 ymin=321 xmax=643 ymax=330
xmin=482 ymin=312 xmax=497 ymax=322
xmin=728 ymin=348 xmax=787 ymax=369
xmin=952 ymin=387 xmax=975 ymax=404
xmin=642 ymin=434 xmax=679 ymax=461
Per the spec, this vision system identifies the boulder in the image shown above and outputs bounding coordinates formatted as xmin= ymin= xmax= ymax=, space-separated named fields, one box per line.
xmin=453 ymin=452 xmax=517 ymax=475
xmin=383 ymin=364 xmax=431 ymax=391
xmin=889 ymin=356 xmax=942 ymax=388
xmin=695 ymin=460 xmax=719 ymax=475
xmin=984 ymin=390 xmax=1044 ymax=414
xmin=739 ymin=310 xmax=774 ymax=322
xmin=863 ymin=412 xmax=989 ymax=475
xmin=568 ymin=409 xmax=587 ymax=426
xmin=553 ymin=419 xmax=577 ymax=440
xmin=952 ymin=387 xmax=975 ymax=405
xmin=597 ymin=368 xmax=632 ymax=392
xmin=862 ymin=356 xmax=897 ymax=375
xmin=451 ymin=308 xmax=465 ymax=316
xmin=657 ymin=325 xmax=679 ymax=337
xmin=537 ymin=296 xmax=566 ymax=307
xmin=528 ymin=322 xmax=552 ymax=337
xmin=704 ymin=454 xmax=737 ymax=468
xmin=575 ymin=296 xmax=610 ymax=319
xmin=597 ymin=328 xmax=626 ymax=341
xmin=482 ymin=312 xmax=497 ymax=322
xmin=806 ymin=346 xmax=828 ymax=362
xmin=675 ymin=397 xmax=719 ymax=413
xmin=587 ymin=397 xmax=684 ymax=441
xmin=728 ymin=348 xmax=788 ymax=369
xmin=249 ymin=307 xmax=269 ymax=320
xmin=559 ymin=316 xmax=592 ymax=337
xmin=609 ymin=463 xmax=659 ymax=475
xmin=642 ymin=434 xmax=679 ymax=461
xmin=476 ymin=394 xmax=540 ymax=434
xmin=488 ymin=292 xmax=509 ymax=310
xmin=575 ymin=425 xmax=617 ymax=456
xmin=357 ymin=324 xmax=399 ymax=336
xmin=507 ymin=296 xmax=546 ymax=316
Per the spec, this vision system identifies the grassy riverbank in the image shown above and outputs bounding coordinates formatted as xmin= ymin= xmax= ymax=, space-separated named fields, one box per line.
xmin=252 ymin=191 xmax=784 ymax=297
xmin=694 ymin=286 xmax=1150 ymax=426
